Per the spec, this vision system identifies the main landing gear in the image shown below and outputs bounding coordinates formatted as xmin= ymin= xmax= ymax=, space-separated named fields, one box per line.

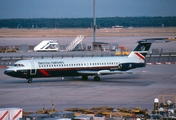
xmin=94 ymin=76 xmax=100 ymax=81
xmin=27 ymin=78 xmax=33 ymax=83
xmin=81 ymin=75 xmax=100 ymax=81
xmin=82 ymin=75 xmax=88 ymax=80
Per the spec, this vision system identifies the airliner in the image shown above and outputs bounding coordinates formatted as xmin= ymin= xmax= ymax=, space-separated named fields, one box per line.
xmin=4 ymin=38 xmax=175 ymax=83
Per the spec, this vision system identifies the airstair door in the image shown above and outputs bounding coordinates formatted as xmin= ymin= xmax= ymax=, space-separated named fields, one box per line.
xmin=30 ymin=61 xmax=37 ymax=75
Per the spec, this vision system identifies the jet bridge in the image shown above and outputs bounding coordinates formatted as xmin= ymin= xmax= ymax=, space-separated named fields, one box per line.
xmin=34 ymin=40 xmax=59 ymax=52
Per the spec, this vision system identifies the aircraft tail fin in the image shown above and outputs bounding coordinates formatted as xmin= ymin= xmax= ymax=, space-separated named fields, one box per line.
xmin=128 ymin=38 xmax=176 ymax=61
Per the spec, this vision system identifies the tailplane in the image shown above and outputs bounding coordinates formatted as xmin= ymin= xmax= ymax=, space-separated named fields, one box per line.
xmin=128 ymin=38 xmax=176 ymax=61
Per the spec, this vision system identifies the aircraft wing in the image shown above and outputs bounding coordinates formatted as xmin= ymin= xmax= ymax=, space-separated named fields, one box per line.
xmin=77 ymin=70 xmax=133 ymax=75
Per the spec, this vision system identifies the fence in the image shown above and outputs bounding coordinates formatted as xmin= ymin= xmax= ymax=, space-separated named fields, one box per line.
xmin=0 ymin=52 xmax=176 ymax=66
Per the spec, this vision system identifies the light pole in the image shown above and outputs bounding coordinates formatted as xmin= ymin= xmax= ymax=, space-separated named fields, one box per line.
xmin=93 ymin=0 xmax=96 ymax=42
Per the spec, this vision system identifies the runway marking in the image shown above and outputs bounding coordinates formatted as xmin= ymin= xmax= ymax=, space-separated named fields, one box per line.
xmin=147 ymin=62 xmax=176 ymax=65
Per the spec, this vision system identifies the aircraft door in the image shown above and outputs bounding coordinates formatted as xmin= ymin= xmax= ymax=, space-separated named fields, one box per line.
xmin=30 ymin=61 xmax=37 ymax=75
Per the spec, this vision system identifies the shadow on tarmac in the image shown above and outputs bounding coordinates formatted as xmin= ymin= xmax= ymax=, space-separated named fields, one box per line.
xmin=2 ymin=73 xmax=153 ymax=87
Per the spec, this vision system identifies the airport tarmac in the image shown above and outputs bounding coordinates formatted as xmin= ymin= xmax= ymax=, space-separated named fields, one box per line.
xmin=0 ymin=64 xmax=176 ymax=112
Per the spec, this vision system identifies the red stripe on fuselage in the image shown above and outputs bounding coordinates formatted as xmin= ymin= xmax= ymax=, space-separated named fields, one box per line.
xmin=40 ymin=70 xmax=50 ymax=76
xmin=135 ymin=52 xmax=145 ymax=60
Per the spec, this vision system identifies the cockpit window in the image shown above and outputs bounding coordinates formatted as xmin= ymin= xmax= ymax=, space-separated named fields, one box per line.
xmin=13 ymin=64 xmax=24 ymax=67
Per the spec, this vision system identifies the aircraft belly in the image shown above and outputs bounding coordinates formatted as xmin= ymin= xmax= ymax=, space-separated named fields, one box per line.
xmin=37 ymin=67 xmax=114 ymax=77
xmin=37 ymin=69 xmax=78 ymax=77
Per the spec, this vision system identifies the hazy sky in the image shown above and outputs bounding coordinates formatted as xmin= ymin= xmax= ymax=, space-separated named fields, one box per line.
xmin=0 ymin=0 xmax=176 ymax=19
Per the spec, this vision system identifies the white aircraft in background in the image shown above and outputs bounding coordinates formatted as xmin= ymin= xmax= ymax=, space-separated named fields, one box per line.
xmin=4 ymin=38 xmax=175 ymax=83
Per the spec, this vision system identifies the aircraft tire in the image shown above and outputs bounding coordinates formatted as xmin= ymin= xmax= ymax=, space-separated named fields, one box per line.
xmin=27 ymin=78 xmax=32 ymax=83
xmin=94 ymin=76 xmax=100 ymax=81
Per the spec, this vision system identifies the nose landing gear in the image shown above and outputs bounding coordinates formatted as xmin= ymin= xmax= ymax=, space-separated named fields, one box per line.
xmin=27 ymin=78 xmax=33 ymax=83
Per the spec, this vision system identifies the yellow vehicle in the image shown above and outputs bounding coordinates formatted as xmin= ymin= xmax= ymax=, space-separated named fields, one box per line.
xmin=0 ymin=46 xmax=17 ymax=53
xmin=115 ymin=46 xmax=130 ymax=56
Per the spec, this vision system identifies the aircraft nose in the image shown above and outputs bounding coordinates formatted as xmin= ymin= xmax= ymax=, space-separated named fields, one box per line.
xmin=4 ymin=70 xmax=16 ymax=76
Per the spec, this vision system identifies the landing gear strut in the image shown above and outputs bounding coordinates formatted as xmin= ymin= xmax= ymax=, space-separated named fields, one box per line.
xmin=27 ymin=78 xmax=32 ymax=83
xmin=94 ymin=76 xmax=100 ymax=81
xmin=82 ymin=75 xmax=88 ymax=80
